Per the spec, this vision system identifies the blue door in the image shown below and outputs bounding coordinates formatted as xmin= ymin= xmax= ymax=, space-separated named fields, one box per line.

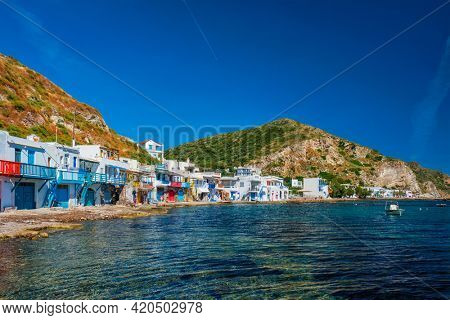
xmin=85 ymin=188 xmax=95 ymax=206
xmin=177 ymin=189 xmax=184 ymax=202
xmin=15 ymin=183 xmax=35 ymax=210
xmin=157 ymin=188 xmax=164 ymax=202
xmin=103 ymin=189 xmax=112 ymax=204
xmin=55 ymin=185 xmax=69 ymax=208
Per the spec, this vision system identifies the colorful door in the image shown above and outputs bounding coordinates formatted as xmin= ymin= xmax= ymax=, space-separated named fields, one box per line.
xmin=15 ymin=182 xmax=35 ymax=210
xmin=168 ymin=190 xmax=175 ymax=202
xmin=55 ymin=185 xmax=69 ymax=208
xmin=85 ymin=188 xmax=95 ymax=206
xmin=156 ymin=188 xmax=164 ymax=202
xmin=177 ymin=190 xmax=184 ymax=202
xmin=103 ymin=189 xmax=112 ymax=204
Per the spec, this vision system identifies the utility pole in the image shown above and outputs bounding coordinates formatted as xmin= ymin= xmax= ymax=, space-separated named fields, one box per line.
xmin=72 ymin=108 xmax=77 ymax=147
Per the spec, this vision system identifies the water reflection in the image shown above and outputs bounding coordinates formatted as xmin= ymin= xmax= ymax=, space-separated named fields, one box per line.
xmin=0 ymin=201 xmax=449 ymax=299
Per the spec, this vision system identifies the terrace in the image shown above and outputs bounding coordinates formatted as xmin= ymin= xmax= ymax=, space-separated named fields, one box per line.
xmin=106 ymin=174 xmax=126 ymax=185
xmin=20 ymin=163 xmax=57 ymax=179
xmin=89 ymin=172 xmax=107 ymax=183
xmin=0 ymin=160 xmax=21 ymax=176
xmin=57 ymin=170 xmax=87 ymax=184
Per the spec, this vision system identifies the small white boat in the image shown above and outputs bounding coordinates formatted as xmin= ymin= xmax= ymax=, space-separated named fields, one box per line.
xmin=385 ymin=201 xmax=404 ymax=215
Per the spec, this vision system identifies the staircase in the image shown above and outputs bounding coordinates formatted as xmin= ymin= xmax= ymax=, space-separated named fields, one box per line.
xmin=43 ymin=180 xmax=58 ymax=207
xmin=77 ymin=173 xmax=93 ymax=206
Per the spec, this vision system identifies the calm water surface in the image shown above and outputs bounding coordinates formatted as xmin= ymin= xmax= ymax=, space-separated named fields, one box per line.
xmin=0 ymin=201 xmax=449 ymax=299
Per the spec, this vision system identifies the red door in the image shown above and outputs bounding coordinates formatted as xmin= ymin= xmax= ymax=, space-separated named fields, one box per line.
xmin=168 ymin=190 xmax=175 ymax=202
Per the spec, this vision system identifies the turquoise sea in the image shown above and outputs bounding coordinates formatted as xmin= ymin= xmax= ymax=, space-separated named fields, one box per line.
xmin=0 ymin=200 xmax=449 ymax=299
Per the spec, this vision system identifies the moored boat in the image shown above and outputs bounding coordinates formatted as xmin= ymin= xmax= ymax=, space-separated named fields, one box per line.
xmin=385 ymin=201 xmax=404 ymax=215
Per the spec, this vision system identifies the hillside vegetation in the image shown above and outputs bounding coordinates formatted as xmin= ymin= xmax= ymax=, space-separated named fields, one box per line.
xmin=0 ymin=54 xmax=156 ymax=164
xmin=166 ymin=119 xmax=449 ymax=197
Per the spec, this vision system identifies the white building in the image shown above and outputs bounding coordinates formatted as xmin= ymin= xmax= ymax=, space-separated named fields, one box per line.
xmin=140 ymin=139 xmax=164 ymax=161
xmin=261 ymin=176 xmax=289 ymax=201
xmin=0 ymin=131 xmax=82 ymax=210
xmin=302 ymin=178 xmax=329 ymax=198
xmin=218 ymin=167 xmax=289 ymax=202
xmin=291 ymin=178 xmax=302 ymax=188
xmin=190 ymin=171 xmax=221 ymax=202
xmin=76 ymin=145 xmax=129 ymax=205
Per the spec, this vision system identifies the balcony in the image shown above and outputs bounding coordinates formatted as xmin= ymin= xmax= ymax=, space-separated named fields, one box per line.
xmin=156 ymin=179 xmax=170 ymax=187
xmin=90 ymin=172 xmax=107 ymax=183
xmin=141 ymin=176 xmax=153 ymax=185
xmin=106 ymin=174 xmax=126 ymax=185
xmin=20 ymin=163 xmax=56 ymax=179
xmin=0 ymin=160 xmax=21 ymax=176
xmin=57 ymin=170 xmax=86 ymax=183
xmin=170 ymin=181 xmax=182 ymax=188
xmin=156 ymin=164 xmax=167 ymax=171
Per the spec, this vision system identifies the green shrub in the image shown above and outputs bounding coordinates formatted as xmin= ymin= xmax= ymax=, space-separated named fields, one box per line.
xmin=349 ymin=159 xmax=363 ymax=166
xmin=319 ymin=171 xmax=335 ymax=181
xmin=6 ymin=124 xmax=26 ymax=138
xmin=14 ymin=102 xmax=25 ymax=112
xmin=30 ymin=125 xmax=52 ymax=140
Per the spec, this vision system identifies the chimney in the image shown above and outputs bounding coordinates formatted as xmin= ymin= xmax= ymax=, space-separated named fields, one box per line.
xmin=27 ymin=134 xmax=40 ymax=142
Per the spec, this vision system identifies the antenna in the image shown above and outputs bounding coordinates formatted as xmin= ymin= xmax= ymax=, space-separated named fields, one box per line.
xmin=72 ymin=109 xmax=77 ymax=147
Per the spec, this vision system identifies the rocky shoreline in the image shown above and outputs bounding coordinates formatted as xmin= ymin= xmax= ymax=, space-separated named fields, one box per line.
xmin=0 ymin=205 xmax=169 ymax=240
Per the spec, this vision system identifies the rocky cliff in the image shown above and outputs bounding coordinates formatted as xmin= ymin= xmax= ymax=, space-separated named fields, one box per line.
xmin=0 ymin=53 xmax=154 ymax=164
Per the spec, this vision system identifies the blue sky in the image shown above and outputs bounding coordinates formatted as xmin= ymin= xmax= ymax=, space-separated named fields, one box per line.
xmin=0 ymin=0 xmax=449 ymax=173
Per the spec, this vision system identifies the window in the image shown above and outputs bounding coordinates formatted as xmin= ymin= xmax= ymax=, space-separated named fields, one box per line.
xmin=240 ymin=182 xmax=244 ymax=187
xmin=64 ymin=154 xmax=69 ymax=168
xmin=28 ymin=150 xmax=35 ymax=165
xmin=48 ymin=157 xmax=51 ymax=167
xmin=73 ymin=156 xmax=77 ymax=168
xmin=15 ymin=148 xmax=21 ymax=162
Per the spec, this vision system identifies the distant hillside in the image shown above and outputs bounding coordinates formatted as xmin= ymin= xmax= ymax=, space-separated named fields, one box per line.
xmin=166 ymin=118 xmax=449 ymax=198
xmin=0 ymin=54 xmax=155 ymax=164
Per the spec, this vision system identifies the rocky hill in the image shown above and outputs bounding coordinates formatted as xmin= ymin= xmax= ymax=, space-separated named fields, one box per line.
xmin=166 ymin=118 xmax=449 ymax=198
xmin=0 ymin=54 xmax=154 ymax=164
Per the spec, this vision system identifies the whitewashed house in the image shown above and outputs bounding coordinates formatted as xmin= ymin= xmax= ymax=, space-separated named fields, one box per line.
xmin=302 ymin=178 xmax=329 ymax=198
xmin=140 ymin=139 xmax=164 ymax=161
xmin=261 ymin=176 xmax=289 ymax=201
xmin=76 ymin=145 xmax=129 ymax=205
xmin=0 ymin=131 xmax=82 ymax=210
xmin=218 ymin=167 xmax=289 ymax=202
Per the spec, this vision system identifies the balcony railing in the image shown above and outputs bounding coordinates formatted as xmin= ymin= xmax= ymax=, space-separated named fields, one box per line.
xmin=170 ymin=181 xmax=182 ymax=188
xmin=106 ymin=174 xmax=126 ymax=185
xmin=57 ymin=170 xmax=86 ymax=183
xmin=141 ymin=176 xmax=153 ymax=185
xmin=0 ymin=160 xmax=21 ymax=176
xmin=20 ymin=163 xmax=56 ymax=179
xmin=90 ymin=172 xmax=107 ymax=183
xmin=156 ymin=164 xmax=167 ymax=171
